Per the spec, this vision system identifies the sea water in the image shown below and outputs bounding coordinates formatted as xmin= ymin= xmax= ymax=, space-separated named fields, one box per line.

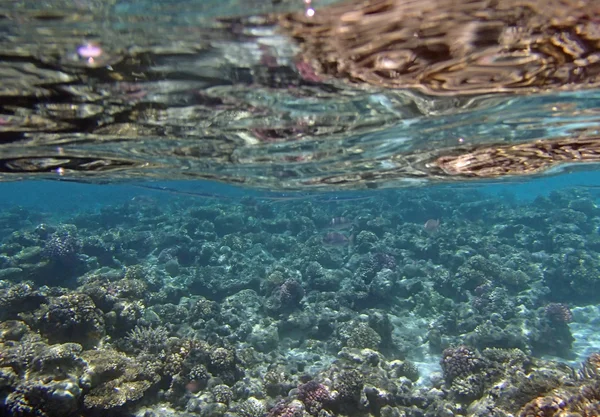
xmin=1 ymin=1 xmax=600 ymax=417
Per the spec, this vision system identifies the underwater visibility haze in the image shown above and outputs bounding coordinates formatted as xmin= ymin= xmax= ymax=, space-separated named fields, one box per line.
xmin=2 ymin=1 xmax=600 ymax=417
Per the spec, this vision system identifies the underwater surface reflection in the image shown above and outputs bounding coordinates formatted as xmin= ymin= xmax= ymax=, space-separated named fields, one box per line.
xmin=1 ymin=0 xmax=600 ymax=188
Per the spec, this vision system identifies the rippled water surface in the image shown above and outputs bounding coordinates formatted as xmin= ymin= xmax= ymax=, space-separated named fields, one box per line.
xmin=1 ymin=0 xmax=600 ymax=189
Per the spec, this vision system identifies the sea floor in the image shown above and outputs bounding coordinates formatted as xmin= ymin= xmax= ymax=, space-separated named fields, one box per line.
xmin=1 ymin=183 xmax=600 ymax=417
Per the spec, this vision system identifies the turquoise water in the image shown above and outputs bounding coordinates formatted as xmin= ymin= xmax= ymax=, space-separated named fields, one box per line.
xmin=2 ymin=0 xmax=600 ymax=416
xmin=2 ymin=172 xmax=600 ymax=213
xmin=1 ymin=172 xmax=600 ymax=416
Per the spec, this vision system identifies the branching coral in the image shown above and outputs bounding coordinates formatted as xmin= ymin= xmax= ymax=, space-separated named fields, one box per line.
xmin=346 ymin=323 xmax=382 ymax=350
xmin=212 ymin=384 xmax=233 ymax=405
xmin=333 ymin=369 xmax=364 ymax=405
xmin=207 ymin=346 xmax=239 ymax=385
xmin=123 ymin=325 xmax=169 ymax=354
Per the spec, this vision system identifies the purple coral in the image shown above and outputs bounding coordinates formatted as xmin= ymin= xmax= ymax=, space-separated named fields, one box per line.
xmin=265 ymin=278 xmax=305 ymax=316
xmin=544 ymin=303 xmax=573 ymax=324
xmin=297 ymin=381 xmax=332 ymax=415
xmin=267 ymin=400 xmax=304 ymax=417
xmin=333 ymin=369 xmax=364 ymax=404
xmin=471 ymin=282 xmax=493 ymax=310
xmin=279 ymin=279 xmax=304 ymax=307
xmin=372 ymin=252 xmax=397 ymax=271
xmin=474 ymin=282 xmax=492 ymax=296
xmin=440 ymin=345 xmax=483 ymax=383
xmin=44 ymin=231 xmax=81 ymax=266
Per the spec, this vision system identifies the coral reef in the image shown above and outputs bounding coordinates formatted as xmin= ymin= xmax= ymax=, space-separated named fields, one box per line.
xmin=518 ymin=360 xmax=600 ymax=417
xmin=123 ymin=325 xmax=169 ymax=353
xmin=441 ymin=345 xmax=484 ymax=383
xmin=0 ymin=186 xmax=598 ymax=417
xmin=35 ymin=293 xmax=105 ymax=349
xmin=43 ymin=229 xmax=82 ymax=267
xmin=297 ymin=380 xmax=332 ymax=415
xmin=545 ymin=303 xmax=574 ymax=324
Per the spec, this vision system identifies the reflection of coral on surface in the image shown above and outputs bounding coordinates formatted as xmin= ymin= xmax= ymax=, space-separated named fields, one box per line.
xmin=279 ymin=0 xmax=600 ymax=96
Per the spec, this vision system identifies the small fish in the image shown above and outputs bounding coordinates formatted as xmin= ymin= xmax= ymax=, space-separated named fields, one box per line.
xmin=316 ymin=195 xmax=373 ymax=202
xmin=132 ymin=184 xmax=232 ymax=200
xmin=423 ymin=219 xmax=440 ymax=233
xmin=328 ymin=216 xmax=354 ymax=230
xmin=257 ymin=193 xmax=317 ymax=202
xmin=130 ymin=195 xmax=156 ymax=204
xmin=323 ymin=231 xmax=352 ymax=247
xmin=185 ymin=380 xmax=201 ymax=393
